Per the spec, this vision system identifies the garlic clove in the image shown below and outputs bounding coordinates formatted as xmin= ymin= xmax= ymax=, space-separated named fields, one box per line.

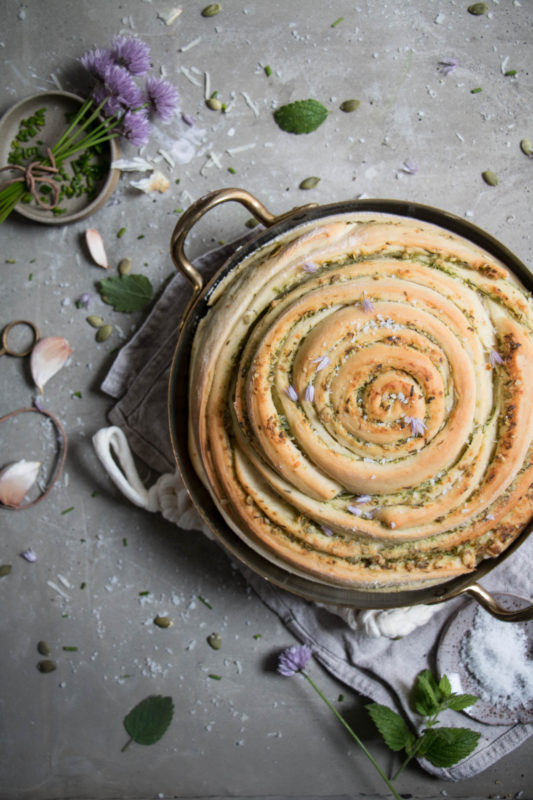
xmin=85 ymin=228 xmax=110 ymax=269
xmin=30 ymin=336 xmax=73 ymax=393
xmin=0 ymin=460 xmax=41 ymax=507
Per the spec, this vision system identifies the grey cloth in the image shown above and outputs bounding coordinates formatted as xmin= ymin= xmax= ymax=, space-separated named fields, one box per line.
xmin=101 ymin=239 xmax=533 ymax=782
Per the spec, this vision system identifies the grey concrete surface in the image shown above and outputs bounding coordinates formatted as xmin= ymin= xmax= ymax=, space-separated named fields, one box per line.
xmin=1 ymin=1 xmax=532 ymax=798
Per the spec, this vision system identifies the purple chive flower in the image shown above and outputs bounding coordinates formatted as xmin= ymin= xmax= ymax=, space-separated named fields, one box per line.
xmin=489 ymin=349 xmax=504 ymax=367
xmin=80 ymin=47 xmax=114 ymax=81
xmin=303 ymin=261 xmax=318 ymax=273
xmin=145 ymin=76 xmax=180 ymax=122
xmin=321 ymin=525 xmax=333 ymax=537
xmin=277 ymin=644 xmax=313 ymax=677
xmin=354 ymin=494 xmax=372 ymax=503
xmin=312 ymin=355 xmax=330 ymax=372
xmin=404 ymin=415 xmax=427 ymax=437
xmin=94 ymin=64 xmax=144 ymax=117
xmin=305 ymin=384 xmax=315 ymax=402
xmin=347 ymin=504 xmax=363 ymax=516
xmin=21 ymin=548 xmax=37 ymax=563
xmin=285 ymin=384 xmax=298 ymax=402
xmin=182 ymin=112 xmax=195 ymax=127
xmin=401 ymin=160 xmax=419 ymax=175
xmin=120 ymin=110 xmax=152 ymax=146
xmin=111 ymin=35 xmax=151 ymax=76
xmin=362 ymin=296 xmax=375 ymax=313
xmin=76 ymin=292 xmax=93 ymax=309
xmin=438 ymin=58 xmax=459 ymax=76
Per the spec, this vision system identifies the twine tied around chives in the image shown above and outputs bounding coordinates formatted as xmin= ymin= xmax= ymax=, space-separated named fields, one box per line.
xmin=0 ymin=148 xmax=60 ymax=210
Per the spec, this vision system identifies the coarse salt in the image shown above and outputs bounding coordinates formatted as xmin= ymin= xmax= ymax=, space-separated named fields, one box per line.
xmin=460 ymin=608 xmax=533 ymax=709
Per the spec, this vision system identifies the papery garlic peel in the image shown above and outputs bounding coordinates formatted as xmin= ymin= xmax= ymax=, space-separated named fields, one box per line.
xmin=0 ymin=460 xmax=41 ymax=507
xmin=30 ymin=336 xmax=73 ymax=393
xmin=85 ymin=228 xmax=110 ymax=269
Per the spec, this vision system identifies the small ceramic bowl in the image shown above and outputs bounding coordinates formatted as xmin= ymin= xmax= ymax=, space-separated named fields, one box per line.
xmin=0 ymin=90 xmax=120 ymax=224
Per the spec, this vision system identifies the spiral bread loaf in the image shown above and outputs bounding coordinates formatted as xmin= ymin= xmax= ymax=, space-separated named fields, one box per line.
xmin=188 ymin=213 xmax=533 ymax=590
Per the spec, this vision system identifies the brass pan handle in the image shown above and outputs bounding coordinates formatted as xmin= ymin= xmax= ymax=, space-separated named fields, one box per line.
xmin=170 ymin=188 xmax=317 ymax=325
xmin=462 ymin=583 xmax=533 ymax=622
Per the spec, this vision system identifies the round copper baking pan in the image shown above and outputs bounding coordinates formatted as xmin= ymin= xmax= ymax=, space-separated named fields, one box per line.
xmin=168 ymin=189 xmax=533 ymax=621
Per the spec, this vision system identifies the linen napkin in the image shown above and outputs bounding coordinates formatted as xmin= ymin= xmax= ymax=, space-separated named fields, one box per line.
xmin=100 ymin=237 xmax=533 ymax=781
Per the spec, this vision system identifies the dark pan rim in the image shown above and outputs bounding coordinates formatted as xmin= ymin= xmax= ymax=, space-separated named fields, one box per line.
xmin=168 ymin=197 xmax=533 ymax=609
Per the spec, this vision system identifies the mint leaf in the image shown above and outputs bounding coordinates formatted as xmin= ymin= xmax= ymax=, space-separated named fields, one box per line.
xmin=438 ymin=674 xmax=452 ymax=697
xmin=100 ymin=274 xmax=153 ymax=313
xmin=366 ymin=703 xmax=415 ymax=752
xmin=123 ymin=695 xmax=174 ymax=748
xmin=418 ymin=727 xmax=481 ymax=768
xmin=413 ymin=669 xmax=441 ymax=716
xmin=273 ymin=99 xmax=328 ymax=134
xmin=444 ymin=693 xmax=479 ymax=712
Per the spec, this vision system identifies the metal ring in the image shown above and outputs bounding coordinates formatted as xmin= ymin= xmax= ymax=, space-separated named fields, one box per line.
xmin=1 ymin=320 xmax=40 ymax=357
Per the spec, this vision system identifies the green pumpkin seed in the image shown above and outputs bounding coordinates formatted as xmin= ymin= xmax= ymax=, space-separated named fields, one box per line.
xmin=202 ymin=3 xmax=221 ymax=17
xmin=206 ymin=97 xmax=223 ymax=111
xmin=468 ymin=2 xmax=488 ymax=14
xmin=245 ymin=217 xmax=259 ymax=229
xmin=207 ymin=632 xmax=222 ymax=650
xmin=86 ymin=315 xmax=105 ymax=328
xmin=37 ymin=640 xmax=51 ymax=656
xmin=0 ymin=564 xmax=12 ymax=578
xmin=95 ymin=324 xmax=113 ymax=342
xmin=482 ymin=170 xmax=499 ymax=186
xmin=118 ymin=257 xmax=132 ymax=275
xmin=520 ymin=139 xmax=532 ymax=157
xmin=340 ymin=99 xmax=360 ymax=113
xmin=299 ymin=176 xmax=321 ymax=190
xmin=154 ymin=615 xmax=172 ymax=628
xmin=37 ymin=659 xmax=57 ymax=673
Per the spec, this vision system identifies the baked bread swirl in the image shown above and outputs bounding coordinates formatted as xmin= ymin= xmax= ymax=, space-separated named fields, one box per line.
xmin=188 ymin=212 xmax=533 ymax=590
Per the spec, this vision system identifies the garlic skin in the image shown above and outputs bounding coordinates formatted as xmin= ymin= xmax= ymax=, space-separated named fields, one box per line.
xmin=85 ymin=228 xmax=110 ymax=269
xmin=0 ymin=460 xmax=41 ymax=507
xmin=30 ymin=336 xmax=73 ymax=393
xmin=129 ymin=170 xmax=170 ymax=194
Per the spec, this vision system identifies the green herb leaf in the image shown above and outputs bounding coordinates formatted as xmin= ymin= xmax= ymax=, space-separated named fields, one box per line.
xmin=123 ymin=695 xmax=174 ymax=747
xmin=438 ymin=674 xmax=451 ymax=697
xmin=418 ymin=727 xmax=481 ymax=768
xmin=444 ymin=693 xmax=479 ymax=712
xmin=366 ymin=703 xmax=415 ymax=753
xmin=100 ymin=274 xmax=153 ymax=313
xmin=413 ymin=669 xmax=441 ymax=716
xmin=273 ymin=99 xmax=328 ymax=134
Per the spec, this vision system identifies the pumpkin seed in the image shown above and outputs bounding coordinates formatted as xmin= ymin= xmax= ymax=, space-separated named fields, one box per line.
xmin=201 ymin=3 xmax=221 ymax=17
xmin=245 ymin=217 xmax=259 ymax=229
xmin=37 ymin=659 xmax=57 ymax=673
xmin=206 ymin=97 xmax=223 ymax=111
xmin=468 ymin=2 xmax=488 ymax=14
xmin=207 ymin=632 xmax=222 ymax=650
xmin=154 ymin=615 xmax=172 ymax=628
xmin=482 ymin=170 xmax=499 ymax=186
xmin=520 ymin=139 xmax=533 ymax=157
xmin=37 ymin=640 xmax=51 ymax=656
xmin=0 ymin=564 xmax=12 ymax=578
xmin=299 ymin=176 xmax=320 ymax=190
xmin=86 ymin=315 xmax=105 ymax=328
xmin=340 ymin=99 xmax=360 ymax=113
xmin=95 ymin=324 xmax=113 ymax=342
xmin=118 ymin=257 xmax=132 ymax=275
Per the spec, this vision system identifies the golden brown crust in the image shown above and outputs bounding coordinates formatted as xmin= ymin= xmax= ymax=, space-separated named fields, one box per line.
xmin=188 ymin=213 xmax=533 ymax=589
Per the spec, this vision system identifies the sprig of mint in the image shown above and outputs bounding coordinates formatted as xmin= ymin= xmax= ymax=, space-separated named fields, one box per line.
xmin=273 ymin=99 xmax=328 ymax=134
xmin=99 ymin=273 xmax=153 ymax=313
xmin=367 ymin=669 xmax=480 ymax=777
xmin=122 ymin=695 xmax=174 ymax=751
